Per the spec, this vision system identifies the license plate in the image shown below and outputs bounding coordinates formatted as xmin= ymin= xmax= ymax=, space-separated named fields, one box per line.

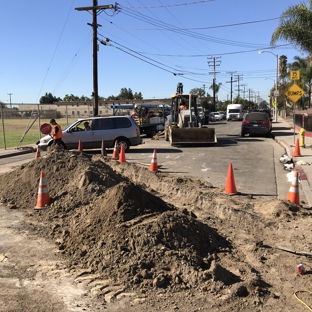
xmin=253 ymin=124 xmax=258 ymax=127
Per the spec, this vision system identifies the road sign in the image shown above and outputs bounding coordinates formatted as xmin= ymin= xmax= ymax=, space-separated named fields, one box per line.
xmin=40 ymin=123 xmax=52 ymax=135
xmin=290 ymin=70 xmax=300 ymax=80
xmin=285 ymin=83 xmax=305 ymax=102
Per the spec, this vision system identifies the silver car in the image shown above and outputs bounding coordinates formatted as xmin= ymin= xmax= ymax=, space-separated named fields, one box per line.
xmin=37 ymin=116 xmax=143 ymax=151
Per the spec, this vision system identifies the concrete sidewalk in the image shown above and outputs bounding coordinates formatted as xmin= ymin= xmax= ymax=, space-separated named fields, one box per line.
xmin=273 ymin=115 xmax=312 ymax=208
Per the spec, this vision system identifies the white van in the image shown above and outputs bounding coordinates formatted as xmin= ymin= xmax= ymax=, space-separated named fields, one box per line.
xmin=37 ymin=116 xmax=143 ymax=151
xmin=226 ymin=104 xmax=244 ymax=121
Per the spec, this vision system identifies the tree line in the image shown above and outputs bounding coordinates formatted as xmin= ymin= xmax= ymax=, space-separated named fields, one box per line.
xmin=39 ymin=88 xmax=143 ymax=104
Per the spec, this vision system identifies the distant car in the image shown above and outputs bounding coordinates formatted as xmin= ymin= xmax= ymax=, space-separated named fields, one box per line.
xmin=212 ymin=112 xmax=222 ymax=121
xmin=218 ymin=111 xmax=226 ymax=120
xmin=209 ymin=113 xmax=216 ymax=122
xmin=37 ymin=116 xmax=143 ymax=151
xmin=241 ymin=112 xmax=272 ymax=137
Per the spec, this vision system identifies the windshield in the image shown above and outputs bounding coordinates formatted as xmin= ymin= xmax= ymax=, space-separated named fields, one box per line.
xmin=229 ymin=109 xmax=240 ymax=113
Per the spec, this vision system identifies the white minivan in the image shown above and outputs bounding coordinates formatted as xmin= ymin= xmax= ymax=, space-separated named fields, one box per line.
xmin=37 ymin=116 xmax=143 ymax=151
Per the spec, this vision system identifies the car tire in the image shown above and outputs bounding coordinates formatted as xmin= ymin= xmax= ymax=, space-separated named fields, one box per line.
xmin=116 ymin=137 xmax=131 ymax=151
xmin=241 ymin=131 xmax=245 ymax=137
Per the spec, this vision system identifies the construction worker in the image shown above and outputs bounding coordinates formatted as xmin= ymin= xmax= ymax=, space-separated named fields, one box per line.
xmin=50 ymin=119 xmax=66 ymax=149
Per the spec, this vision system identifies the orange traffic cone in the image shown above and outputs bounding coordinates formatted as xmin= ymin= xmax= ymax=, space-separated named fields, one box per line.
xmin=118 ymin=143 xmax=126 ymax=163
xmin=293 ymin=138 xmax=301 ymax=157
xmin=150 ymin=149 xmax=158 ymax=172
xmin=225 ymin=163 xmax=237 ymax=195
xmin=78 ymin=140 xmax=83 ymax=152
xmin=35 ymin=146 xmax=41 ymax=159
xmin=34 ymin=171 xmax=50 ymax=210
xmin=112 ymin=141 xmax=119 ymax=160
xmin=286 ymin=171 xmax=300 ymax=205
xmin=101 ymin=140 xmax=107 ymax=157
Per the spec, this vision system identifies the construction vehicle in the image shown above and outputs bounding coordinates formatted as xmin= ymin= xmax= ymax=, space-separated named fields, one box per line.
xmin=110 ymin=103 xmax=167 ymax=137
xmin=164 ymin=83 xmax=217 ymax=146
xmin=132 ymin=104 xmax=167 ymax=137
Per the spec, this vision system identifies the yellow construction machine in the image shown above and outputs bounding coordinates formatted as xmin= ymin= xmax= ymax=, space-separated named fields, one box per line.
xmin=165 ymin=83 xmax=217 ymax=146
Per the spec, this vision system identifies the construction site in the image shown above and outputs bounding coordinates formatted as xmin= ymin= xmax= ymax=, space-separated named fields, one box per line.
xmin=0 ymin=139 xmax=311 ymax=312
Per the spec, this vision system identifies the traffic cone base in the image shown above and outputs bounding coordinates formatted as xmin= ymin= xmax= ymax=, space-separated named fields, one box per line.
xmin=78 ymin=140 xmax=83 ymax=152
xmin=112 ymin=141 xmax=119 ymax=160
xmin=101 ymin=140 xmax=107 ymax=156
xmin=224 ymin=163 xmax=237 ymax=195
xmin=286 ymin=171 xmax=300 ymax=205
xmin=293 ymin=138 xmax=301 ymax=157
xmin=118 ymin=143 xmax=126 ymax=163
xmin=34 ymin=171 xmax=50 ymax=210
xmin=35 ymin=146 xmax=41 ymax=159
xmin=150 ymin=149 xmax=158 ymax=172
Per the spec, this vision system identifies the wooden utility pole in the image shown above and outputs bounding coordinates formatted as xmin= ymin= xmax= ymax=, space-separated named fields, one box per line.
xmin=208 ymin=57 xmax=221 ymax=111
xmin=75 ymin=1 xmax=117 ymax=116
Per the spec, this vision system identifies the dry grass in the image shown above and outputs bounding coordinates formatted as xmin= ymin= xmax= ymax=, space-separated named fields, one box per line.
xmin=0 ymin=118 xmax=76 ymax=149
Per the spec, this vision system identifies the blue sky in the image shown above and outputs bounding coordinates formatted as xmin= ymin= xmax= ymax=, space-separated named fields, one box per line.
xmin=0 ymin=0 xmax=306 ymax=105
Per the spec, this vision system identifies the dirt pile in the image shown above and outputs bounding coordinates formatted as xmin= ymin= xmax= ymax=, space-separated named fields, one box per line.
xmin=0 ymin=147 xmax=309 ymax=311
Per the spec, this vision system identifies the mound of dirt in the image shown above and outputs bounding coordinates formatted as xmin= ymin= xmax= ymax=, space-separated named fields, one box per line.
xmin=0 ymin=147 xmax=309 ymax=311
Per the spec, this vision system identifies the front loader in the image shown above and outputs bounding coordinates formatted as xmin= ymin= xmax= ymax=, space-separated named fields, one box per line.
xmin=165 ymin=83 xmax=217 ymax=146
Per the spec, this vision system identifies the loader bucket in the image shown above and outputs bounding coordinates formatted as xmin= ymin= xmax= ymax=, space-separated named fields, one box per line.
xmin=169 ymin=127 xmax=217 ymax=146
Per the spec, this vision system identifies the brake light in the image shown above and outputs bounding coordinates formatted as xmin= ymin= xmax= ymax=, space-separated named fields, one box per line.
xmin=242 ymin=120 xmax=250 ymax=124
xmin=262 ymin=121 xmax=270 ymax=125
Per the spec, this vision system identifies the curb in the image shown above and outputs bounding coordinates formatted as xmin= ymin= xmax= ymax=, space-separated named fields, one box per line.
xmin=0 ymin=147 xmax=35 ymax=159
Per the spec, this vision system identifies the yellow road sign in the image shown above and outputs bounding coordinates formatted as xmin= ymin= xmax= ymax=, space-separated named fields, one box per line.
xmin=285 ymin=83 xmax=305 ymax=102
xmin=290 ymin=70 xmax=300 ymax=80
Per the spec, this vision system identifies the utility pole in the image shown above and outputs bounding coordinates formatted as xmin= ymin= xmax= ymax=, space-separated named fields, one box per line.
xmin=234 ymin=74 xmax=243 ymax=102
xmin=7 ymin=93 xmax=12 ymax=108
xmin=241 ymin=84 xmax=247 ymax=100
xmin=75 ymin=1 xmax=117 ymax=117
xmin=207 ymin=57 xmax=221 ymax=111
xmin=226 ymin=71 xmax=237 ymax=103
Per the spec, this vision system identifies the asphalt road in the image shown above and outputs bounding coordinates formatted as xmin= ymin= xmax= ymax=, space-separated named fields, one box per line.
xmin=0 ymin=120 xmax=292 ymax=200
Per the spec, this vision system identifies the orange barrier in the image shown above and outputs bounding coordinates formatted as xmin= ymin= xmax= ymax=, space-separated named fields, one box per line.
xmin=118 ymin=143 xmax=126 ymax=163
xmin=286 ymin=171 xmax=300 ymax=205
xmin=78 ymin=140 xmax=83 ymax=152
xmin=35 ymin=146 xmax=41 ymax=159
xmin=149 ymin=149 xmax=158 ymax=172
xmin=293 ymin=138 xmax=301 ymax=157
xmin=34 ymin=171 xmax=50 ymax=210
xmin=224 ymin=163 xmax=237 ymax=195
xmin=101 ymin=140 xmax=107 ymax=157
xmin=112 ymin=141 xmax=119 ymax=160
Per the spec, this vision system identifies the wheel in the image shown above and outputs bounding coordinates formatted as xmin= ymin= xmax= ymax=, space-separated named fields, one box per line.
xmin=116 ymin=137 xmax=131 ymax=151
xmin=240 ymin=131 xmax=245 ymax=137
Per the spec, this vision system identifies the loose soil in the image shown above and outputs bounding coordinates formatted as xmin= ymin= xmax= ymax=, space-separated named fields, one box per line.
xmin=0 ymin=147 xmax=312 ymax=312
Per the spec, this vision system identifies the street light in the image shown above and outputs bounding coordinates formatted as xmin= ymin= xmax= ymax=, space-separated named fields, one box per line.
xmin=259 ymin=50 xmax=278 ymax=122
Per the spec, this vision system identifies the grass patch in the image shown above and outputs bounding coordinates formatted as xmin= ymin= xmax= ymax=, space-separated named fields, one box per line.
xmin=0 ymin=118 xmax=77 ymax=149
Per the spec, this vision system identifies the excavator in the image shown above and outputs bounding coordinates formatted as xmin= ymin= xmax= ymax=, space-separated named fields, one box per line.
xmin=165 ymin=83 xmax=217 ymax=146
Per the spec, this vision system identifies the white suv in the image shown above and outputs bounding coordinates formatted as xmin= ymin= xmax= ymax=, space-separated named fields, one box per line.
xmin=37 ymin=116 xmax=143 ymax=151
xmin=212 ymin=112 xmax=222 ymax=121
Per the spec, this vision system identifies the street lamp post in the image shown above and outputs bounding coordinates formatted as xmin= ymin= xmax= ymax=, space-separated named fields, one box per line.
xmin=259 ymin=50 xmax=278 ymax=122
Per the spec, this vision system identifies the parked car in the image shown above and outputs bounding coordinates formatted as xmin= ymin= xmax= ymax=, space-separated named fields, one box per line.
xmin=209 ymin=112 xmax=216 ymax=122
xmin=37 ymin=116 xmax=143 ymax=151
xmin=212 ymin=112 xmax=222 ymax=121
xmin=218 ymin=111 xmax=226 ymax=120
xmin=241 ymin=112 xmax=272 ymax=137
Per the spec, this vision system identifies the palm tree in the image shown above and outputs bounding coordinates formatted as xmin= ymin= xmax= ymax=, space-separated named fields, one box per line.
xmin=271 ymin=1 xmax=312 ymax=54
xmin=289 ymin=56 xmax=312 ymax=108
